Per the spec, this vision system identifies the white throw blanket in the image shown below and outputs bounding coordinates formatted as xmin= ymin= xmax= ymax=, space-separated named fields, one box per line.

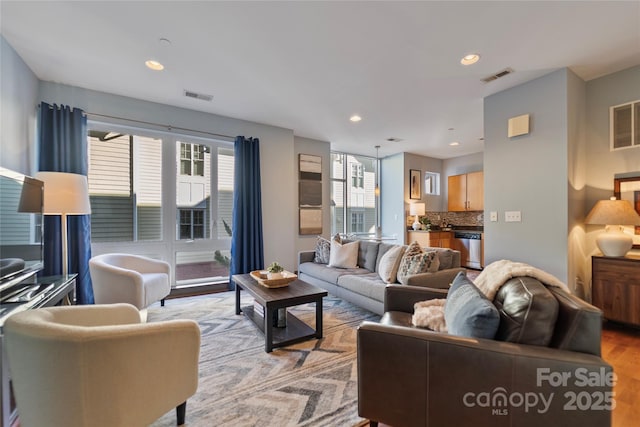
xmin=411 ymin=260 xmax=571 ymax=331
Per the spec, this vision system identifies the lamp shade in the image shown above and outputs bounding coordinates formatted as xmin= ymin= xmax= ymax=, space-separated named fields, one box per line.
xmin=585 ymin=198 xmax=640 ymax=226
xmin=35 ymin=172 xmax=91 ymax=215
xmin=409 ymin=203 xmax=426 ymax=216
xmin=585 ymin=197 xmax=640 ymax=257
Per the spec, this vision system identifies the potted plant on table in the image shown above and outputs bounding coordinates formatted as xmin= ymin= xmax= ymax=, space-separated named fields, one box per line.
xmin=267 ymin=262 xmax=284 ymax=280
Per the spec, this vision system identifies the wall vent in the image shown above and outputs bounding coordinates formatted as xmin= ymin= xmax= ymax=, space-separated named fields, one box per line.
xmin=184 ymin=90 xmax=213 ymax=102
xmin=481 ymin=68 xmax=514 ymax=83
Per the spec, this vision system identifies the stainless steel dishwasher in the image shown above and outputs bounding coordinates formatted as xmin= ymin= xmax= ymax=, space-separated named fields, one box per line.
xmin=452 ymin=230 xmax=483 ymax=269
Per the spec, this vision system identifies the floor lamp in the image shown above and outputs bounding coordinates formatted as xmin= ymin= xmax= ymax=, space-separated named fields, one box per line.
xmin=35 ymin=172 xmax=91 ymax=277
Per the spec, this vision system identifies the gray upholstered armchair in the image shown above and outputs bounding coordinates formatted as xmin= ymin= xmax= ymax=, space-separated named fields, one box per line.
xmin=357 ymin=283 xmax=613 ymax=427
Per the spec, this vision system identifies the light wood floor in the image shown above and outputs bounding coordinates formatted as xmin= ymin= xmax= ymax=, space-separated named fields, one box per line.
xmin=371 ymin=322 xmax=640 ymax=427
xmin=602 ymin=322 xmax=640 ymax=427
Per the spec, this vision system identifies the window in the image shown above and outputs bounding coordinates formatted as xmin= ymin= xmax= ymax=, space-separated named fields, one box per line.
xmin=87 ymin=131 xmax=162 ymax=242
xmin=179 ymin=209 xmax=205 ymax=239
xmin=88 ymin=125 xmax=234 ymax=291
xmin=351 ymin=164 xmax=364 ymax=188
xmin=351 ymin=211 xmax=364 ymax=233
xmin=424 ymin=171 xmax=440 ymax=195
xmin=611 ymin=100 xmax=640 ymax=150
xmin=331 ymin=152 xmax=377 ymax=236
xmin=180 ymin=142 xmax=206 ymax=176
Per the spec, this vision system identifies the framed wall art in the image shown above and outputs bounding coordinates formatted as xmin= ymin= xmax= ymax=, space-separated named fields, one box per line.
xmin=299 ymin=154 xmax=323 ymax=235
xmin=410 ymin=169 xmax=421 ymax=200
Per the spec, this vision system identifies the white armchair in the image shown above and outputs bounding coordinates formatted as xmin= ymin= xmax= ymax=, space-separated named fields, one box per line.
xmin=89 ymin=253 xmax=171 ymax=309
xmin=4 ymin=303 xmax=200 ymax=427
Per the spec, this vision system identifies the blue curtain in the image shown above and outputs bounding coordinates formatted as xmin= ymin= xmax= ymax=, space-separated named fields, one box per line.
xmin=38 ymin=102 xmax=94 ymax=304
xmin=229 ymin=136 xmax=264 ymax=289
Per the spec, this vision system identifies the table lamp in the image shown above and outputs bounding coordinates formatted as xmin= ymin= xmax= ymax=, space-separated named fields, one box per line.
xmin=409 ymin=202 xmax=426 ymax=231
xmin=35 ymin=172 xmax=91 ymax=276
xmin=585 ymin=197 xmax=640 ymax=257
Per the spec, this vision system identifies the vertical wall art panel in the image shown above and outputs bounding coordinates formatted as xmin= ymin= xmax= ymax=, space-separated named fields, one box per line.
xmin=299 ymin=208 xmax=323 ymax=235
xmin=299 ymin=154 xmax=322 ymax=180
xmin=299 ymin=154 xmax=322 ymax=234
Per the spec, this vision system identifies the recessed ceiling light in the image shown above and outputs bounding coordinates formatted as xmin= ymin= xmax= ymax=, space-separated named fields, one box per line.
xmin=460 ymin=53 xmax=480 ymax=66
xmin=350 ymin=115 xmax=362 ymax=122
xmin=450 ymin=141 xmax=460 ymax=146
xmin=145 ymin=60 xmax=164 ymax=71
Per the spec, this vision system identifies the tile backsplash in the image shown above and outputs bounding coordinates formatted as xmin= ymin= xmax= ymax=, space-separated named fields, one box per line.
xmin=407 ymin=211 xmax=484 ymax=228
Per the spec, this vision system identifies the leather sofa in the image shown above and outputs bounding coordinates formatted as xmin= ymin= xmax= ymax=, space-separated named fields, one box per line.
xmin=357 ymin=282 xmax=613 ymax=427
xmin=298 ymin=240 xmax=464 ymax=315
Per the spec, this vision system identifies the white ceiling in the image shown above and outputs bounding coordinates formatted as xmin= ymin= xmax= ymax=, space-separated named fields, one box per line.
xmin=2 ymin=1 xmax=639 ymax=159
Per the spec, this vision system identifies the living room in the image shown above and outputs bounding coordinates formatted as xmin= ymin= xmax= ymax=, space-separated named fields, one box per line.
xmin=1 ymin=1 xmax=640 ymax=426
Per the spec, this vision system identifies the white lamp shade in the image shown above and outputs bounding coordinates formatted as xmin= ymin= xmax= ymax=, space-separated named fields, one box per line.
xmin=35 ymin=172 xmax=91 ymax=215
xmin=409 ymin=203 xmax=426 ymax=216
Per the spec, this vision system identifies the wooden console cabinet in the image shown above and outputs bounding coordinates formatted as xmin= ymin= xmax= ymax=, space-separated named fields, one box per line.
xmin=592 ymin=255 xmax=640 ymax=327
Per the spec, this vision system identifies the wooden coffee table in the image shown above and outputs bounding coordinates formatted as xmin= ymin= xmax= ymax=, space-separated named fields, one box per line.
xmin=233 ymin=273 xmax=328 ymax=352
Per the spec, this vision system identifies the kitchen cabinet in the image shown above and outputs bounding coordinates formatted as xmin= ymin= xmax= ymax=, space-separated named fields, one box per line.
xmin=407 ymin=231 xmax=452 ymax=248
xmin=592 ymin=255 xmax=640 ymax=327
xmin=448 ymin=171 xmax=484 ymax=211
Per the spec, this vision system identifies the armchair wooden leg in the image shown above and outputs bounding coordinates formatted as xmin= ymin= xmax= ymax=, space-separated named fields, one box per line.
xmin=369 ymin=421 xmax=378 ymax=427
xmin=161 ymin=298 xmax=166 ymax=307
xmin=176 ymin=401 xmax=187 ymax=425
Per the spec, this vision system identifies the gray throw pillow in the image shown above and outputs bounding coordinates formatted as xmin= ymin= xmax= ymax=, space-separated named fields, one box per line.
xmin=314 ymin=236 xmax=331 ymax=264
xmin=445 ymin=272 xmax=499 ymax=339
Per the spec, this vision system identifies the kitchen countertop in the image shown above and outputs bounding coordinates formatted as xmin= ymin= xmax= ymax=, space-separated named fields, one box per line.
xmin=407 ymin=225 xmax=484 ymax=233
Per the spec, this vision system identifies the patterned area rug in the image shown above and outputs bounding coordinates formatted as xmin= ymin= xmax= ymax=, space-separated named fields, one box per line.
xmin=148 ymin=291 xmax=379 ymax=427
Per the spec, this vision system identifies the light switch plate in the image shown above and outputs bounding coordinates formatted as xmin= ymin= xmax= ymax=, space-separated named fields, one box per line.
xmin=505 ymin=211 xmax=521 ymax=222
xmin=490 ymin=211 xmax=498 ymax=222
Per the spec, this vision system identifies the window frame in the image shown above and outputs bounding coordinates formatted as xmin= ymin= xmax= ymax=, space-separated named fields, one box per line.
xmin=87 ymin=120 xmax=233 ymax=293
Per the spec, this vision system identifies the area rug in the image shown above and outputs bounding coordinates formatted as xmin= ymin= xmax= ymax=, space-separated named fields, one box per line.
xmin=148 ymin=291 xmax=380 ymax=427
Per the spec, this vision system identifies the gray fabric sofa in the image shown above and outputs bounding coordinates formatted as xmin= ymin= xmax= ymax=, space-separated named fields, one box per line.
xmin=297 ymin=240 xmax=464 ymax=315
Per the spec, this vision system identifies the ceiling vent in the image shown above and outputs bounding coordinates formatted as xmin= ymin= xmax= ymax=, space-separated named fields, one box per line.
xmin=481 ymin=68 xmax=514 ymax=83
xmin=386 ymin=137 xmax=403 ymax=142
xmin=184 ymin=90 xmax=213 ymax=102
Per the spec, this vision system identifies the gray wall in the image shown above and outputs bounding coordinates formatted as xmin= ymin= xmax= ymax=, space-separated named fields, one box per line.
xmin=380 ymin=153 xmax=406 ymax=243
xmin=484 ymin=69 xmax=571 ymax=284
xmin=585 ymin=65 xmax=640 ymax=206
xmin=566 ymin=69 xmax=588 ymax=298
xmin=0 ymin=36 xmax=38 ymax=174
xmin=583 ymin=65 xmax=640 ymax=291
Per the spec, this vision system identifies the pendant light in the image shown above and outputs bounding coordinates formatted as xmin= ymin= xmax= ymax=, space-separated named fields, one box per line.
xmin=374 ymin=145 xmax=380 ymax=197
xmin=374 ymin=145 xmax=382 ymax=238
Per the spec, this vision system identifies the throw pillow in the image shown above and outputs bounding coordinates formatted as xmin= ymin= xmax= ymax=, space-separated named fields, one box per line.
xmin=444 ymin=272 xmax=499 ymax=339
xmin=313 ymin=236 xmax=331 ymax=264
xmin=493 ymin=276 xmax=559 ymax=346
xmin=396 ymin=250 xmax=439 ymax=285
xmin=378 ymin=245 xmax=405 ymax=284
xmin=327 ymin=239 xmax=359 ymax=269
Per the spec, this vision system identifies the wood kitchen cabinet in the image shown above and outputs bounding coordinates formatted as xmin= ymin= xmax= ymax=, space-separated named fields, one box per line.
xmin=407 ymin=231 xmax=452 ymax=248
xmin=592 ymin=255 xmax=640 ymax=327
xmin=448 ymin=171 xmax=484 ymax=211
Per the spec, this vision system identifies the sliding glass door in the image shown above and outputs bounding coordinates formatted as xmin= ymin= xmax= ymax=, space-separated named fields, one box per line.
xmin=87 ymin=124 xmax=233 ymax=293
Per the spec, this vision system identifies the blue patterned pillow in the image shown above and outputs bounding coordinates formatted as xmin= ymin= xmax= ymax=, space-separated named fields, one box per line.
xmin=444 ymin=272 xmax=499 ymax=339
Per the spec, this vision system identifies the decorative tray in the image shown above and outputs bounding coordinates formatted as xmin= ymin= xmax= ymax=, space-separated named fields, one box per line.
xmin=250 ymin=270 xmax=297 ymax=288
